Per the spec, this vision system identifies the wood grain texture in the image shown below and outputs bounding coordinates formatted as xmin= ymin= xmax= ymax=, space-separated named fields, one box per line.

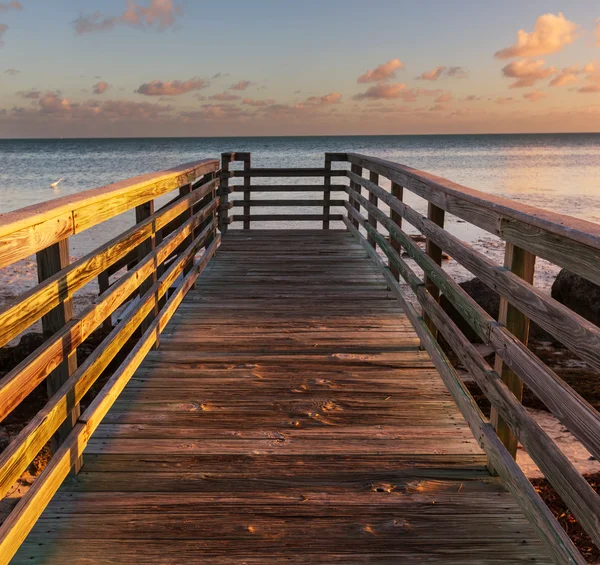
xmin=9 ymin=230 xmax=552 ymax=565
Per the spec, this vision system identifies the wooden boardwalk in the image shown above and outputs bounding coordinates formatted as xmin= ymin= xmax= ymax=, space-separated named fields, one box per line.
xmin=12 ymin=230 xmax=551 ymax=563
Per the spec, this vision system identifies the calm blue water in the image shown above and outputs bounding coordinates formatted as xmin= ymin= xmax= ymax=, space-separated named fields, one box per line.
xmin=1 ymin=134 xmax=599 ymax=223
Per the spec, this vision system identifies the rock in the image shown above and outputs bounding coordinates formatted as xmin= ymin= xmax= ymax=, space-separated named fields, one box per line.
xmin=551 ymin=269 xmax=600 ymax=328
xmin=440 ymin=278 xmax=499 ymax=343
xmin=439 ymin=277 xmax=550 ymax=343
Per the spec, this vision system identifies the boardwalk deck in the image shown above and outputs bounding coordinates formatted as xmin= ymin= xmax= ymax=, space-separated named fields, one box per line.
xmin=12 ymin=230 xmax=552 ymax=564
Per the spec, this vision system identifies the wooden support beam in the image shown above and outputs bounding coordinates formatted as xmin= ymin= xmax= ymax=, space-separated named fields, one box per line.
xmin=35 ymin=239 xmax=81 ymax=471
xmin=134 ymin=201 xmax=158 ymax=344
xmin=243 ymin=154 xmax=251 ymax=230
xmin=390 ymin=181 xmax=403 ymax=280
xmin=367 ymin=171 xmax=379 ymax=248
xmin=179 ymin=183 xmax=193 ymax=277
xmin=350 ymin=165 xmax=362 ymax=229
xmin=323 ymin=155 xmax=332 ymax=230
xmin=423 ymin=203 xmax=445 ymax=340
xmin=219 ymin=153 xmax=231 ymax=235
xmin=98 ymin=270 xmax=113 ymax=332
xmin=490 ymin=242 xmax=536 ymax=463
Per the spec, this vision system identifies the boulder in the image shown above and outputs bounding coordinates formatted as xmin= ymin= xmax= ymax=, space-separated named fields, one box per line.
xmin=551 ymin=269 xmax=600 ymax=328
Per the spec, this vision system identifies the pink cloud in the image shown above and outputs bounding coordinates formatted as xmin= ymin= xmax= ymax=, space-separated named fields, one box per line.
xmin=0 ymin=1 xmax=21 ymax=11
xmin=495 ymin=13 xmax=579 ymax=59
xmin=353 ymin=82 xmax=407 ymax=100
xmin=93 ymin=81 xmax=110 ymax=95
xmin=495 ymin=97 xmax=518 ymax=105
xmin=357 ymin=59 xmax=404 ymax=83
xmin=73 ymin=0 xmax=181 ymax=34
xmin=577 ymin=67 xmax=600 ymax=93
xmin=229 ymin=80 xmax=252 ymax=91
xmin=523 ymin=90 xmax=547 ymax=102
xmin=210 ymin=91 xmax=240 ymax=101
xmin=242 ymin=97 xmax=275 ymax=107
xmin=305 ymin=92 xmax=342 ymax=105
xmin=182 ymin=104 xmax=251 ymax=121
xmin=417 ymin=66 xmax=468 ymax=81
xmin=136 ymin=77 xmax=209 ymax=96
xmin=501 ymin=59 xmax=557 ymax=88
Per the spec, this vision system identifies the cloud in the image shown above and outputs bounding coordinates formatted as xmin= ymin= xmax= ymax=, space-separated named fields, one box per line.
xmin=242 ymin=97 xmax=275 ymax=107
xmin=577 ymin=67 xmax=600 ymax=93
xmin=548 ymin=64 xmax=595 ymax=87
xmin=305 ymin=92 xmax=342 ymax=105
xmin=229 ymin=80 xmax=252 ymax=91
xmin=501 ymin=59 xmax=557 ymax=88
xmin=18 ymin=89 xmax=41 ymax=99
xmin=135 ymin=77 xmax=209 ymax=96
xmin=0 ymin=1 xmax=22 ymax=11
xmin=4 ymin=67 xmax=19 ymax=75
xmin=73 ymin=0 xmax=181 ymax=34
xmin=495 ymin=13 xmax=579 ymax=59
xmin=0 ymin=23 xmax=8 ymax=46
xmin=209 ymin=91 xmax=240 ymax=101
xmin=357 ymin=59 xmax=404 ymax=83
xmin=523 ymin=90 xmax=547 ymax=102
xmin=353 ymin=82 xmax=407 ymax=100
xmin=93 ymin=81 xmax=110 ymax=95
xmin=462 ymin=95 xmax=481 ymax=101
xmin=417 ymin=66 xmax=468 ymax=81
xmin=182 ymin=104 xmax=251 ymax=121
xmin=495 ymin=97 xmax=518 ymax=105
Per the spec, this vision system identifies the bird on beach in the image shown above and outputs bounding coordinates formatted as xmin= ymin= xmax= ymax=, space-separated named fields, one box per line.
xmin=50 ymin=178 xmax=64 ymax=190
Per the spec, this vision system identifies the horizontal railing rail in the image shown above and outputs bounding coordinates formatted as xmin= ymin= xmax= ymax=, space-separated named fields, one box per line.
xmin=0 ymin=159 xmax=221 ymax=565
xmin=220 ymin=152 xmax=348 ymax=230
xmin=330 ymin=151 xmax=600 ymax=564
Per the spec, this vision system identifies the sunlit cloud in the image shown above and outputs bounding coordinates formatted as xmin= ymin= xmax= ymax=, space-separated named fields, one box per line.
xmin=93 ymin=81 xmax=110 ymax=95
xmin=417 ymin=66 xmax=468 ymax=80
xmin=577 ymin=67 xmax=600 ymax=93
xmin=501 ymin=59 xmax=557 ymax=88
xmin=549 ymin=64 xmax=595 ymax=87
xmin=523 ymin=90 xmax=547 ymax=102
xmin=135 ymin=77 xmax=209 ymax=96
xmin=242 ymin=97 xmax=275 ymax=107
xmin=73 ymin=0 xmax=181 ymax=34
xmin=495 ymin=97 xmax=518 ymax=105
xmin=4 ymin=67 xmax=19 ymax=75
xmin=495 ymin=13 xmax=580 ymax=59
xmin=353 ymin=82 xmax=407 ymax=100
xmin=305 ymin=92 xmax=342 ymax=105
xmin=182 ymin=104 xmax=251 ymax=121
xmin=0 ymin=1 xmax=22 ymax=12
xmin=229 ymin=80 xmax=252 ymax=91
xmin=357 ymin=59 xmax=404 ymax=83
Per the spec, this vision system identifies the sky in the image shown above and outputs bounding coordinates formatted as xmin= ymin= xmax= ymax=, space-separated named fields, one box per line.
xmin=0 ymin=0 xmax=599 ymax=137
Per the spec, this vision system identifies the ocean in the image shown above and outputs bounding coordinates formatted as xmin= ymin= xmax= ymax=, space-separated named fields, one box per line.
xmin=0 ymin=134 xmax=599 ymax=309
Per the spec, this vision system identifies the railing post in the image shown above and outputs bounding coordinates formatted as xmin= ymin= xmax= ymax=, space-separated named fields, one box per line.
xmin=323 ymin=155 xmax=332 ymax=229
xmin=219 ymin=153 xmax=231 ymax=235
xmin=350 ymin=164 xmax=362 ymax=229
xmin=179 ymin=182 xmax=193 ymax=277
xmin=98 ymin=269 xmax=113 ymax=332
xmin=423 ymin=203 xmax=445 ymax=340
xmin=135 ymin=201 xmax=159 ymax=345
xmin=367 ymin=171 xmax=379 ymax=247
xmin=490 ymin=243 xmax=536 ymax=462
xmin=390 ymin=182 xmax=404 ymax=280
xmin=36 ymin=238 xmax=81 ymax=472
xmin=243 ymin=153 xmax=252 ymax=230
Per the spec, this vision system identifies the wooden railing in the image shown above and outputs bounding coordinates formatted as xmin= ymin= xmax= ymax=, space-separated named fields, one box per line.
xmin=0 ymin=159 xmax=221 ymax=562
xmin=1 ymin=151 xmax=599 ymax=564
xmin=334 ymin=151 xmax=600 ymax=565
xmin=219 ymin=151 xmax=347 ymax=230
